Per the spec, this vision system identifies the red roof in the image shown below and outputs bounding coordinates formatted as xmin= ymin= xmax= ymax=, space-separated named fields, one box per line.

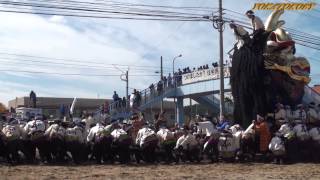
xmin=312 ymin=85 xmax=320 ymax=94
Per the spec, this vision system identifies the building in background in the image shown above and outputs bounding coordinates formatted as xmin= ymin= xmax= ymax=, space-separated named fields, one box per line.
xmin=8 ymin=97 xmax=176 ymax=124
xmin=312 ymin=85 xmax=320 ymax=94
xmin=8 ymin=97 xmax=109 ymax=117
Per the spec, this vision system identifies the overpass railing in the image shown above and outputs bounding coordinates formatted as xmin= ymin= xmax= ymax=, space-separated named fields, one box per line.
xmin=304 ymin=85 xmax=320 ymax=104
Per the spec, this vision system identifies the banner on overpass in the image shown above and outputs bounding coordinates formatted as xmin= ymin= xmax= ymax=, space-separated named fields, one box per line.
xmin=182 ymin=67 xmax=230 ymax=85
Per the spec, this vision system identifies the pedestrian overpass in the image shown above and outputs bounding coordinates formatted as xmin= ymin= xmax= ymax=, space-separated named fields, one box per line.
xmin=109 ymin=67 xmax=320 ymax=125
xmin=109 ymin=67 xmax=232 ymax=125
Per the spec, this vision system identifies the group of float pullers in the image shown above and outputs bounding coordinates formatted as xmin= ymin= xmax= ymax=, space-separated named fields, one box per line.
xmin=0 ymin=101 xmax=320 ymax=165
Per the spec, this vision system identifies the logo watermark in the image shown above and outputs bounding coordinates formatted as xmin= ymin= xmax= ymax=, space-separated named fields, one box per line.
xmin=252 ymin=2 xmax=317 ymax=10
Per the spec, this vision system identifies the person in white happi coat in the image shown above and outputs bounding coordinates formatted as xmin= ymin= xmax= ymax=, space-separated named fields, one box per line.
xmin=175 ymin=126 xmax=200 ymax=162
xmin=23 ymin=117 xmax=47 ymax=162
xmin=269 ymin=132 xmax=286 ymax=164
xmin=45 ymin=120 xmax=66 ymax=140
xmin=307 ymin=102 xmax=319 ymax=126
xmin=87 ymin=121 xmax=109 ymax=143
xmin=66 ymin=122 xmax=86 ymax=163
xmin=157 ymin=127 xmax=176 ymax=162
xmin=175 ymin=127 xmax=198 ymax=150
xmin=274 ymin=103 xmax=287 ymax=127
xmin=293 ymin=123 xmax=310 ymax=141
xmin=2 ymin=119 xmax=24 ymax=163
xmin=157 ymin=127 xmax=175 ymax=144
xmin=136 ymin=125 xmax=158 ymax=148
xmin=111 ymin=123 xmax=132 ymax=163
xmin=82 ymin=116 xmax=95 ymax=135
xmin=285 ymin=105 xmax=294 ymax=123
xmin=245 ymin=10 xmax=265 ymax=42
xmin=135 ymin=124 xmax=159 ymax=163
xmin=292 ymin=104 xmax=307 ymax=124
xmin=66 ymin=122 xmax=86 ymax=143
xmin=2 ymin=119 xmax=23 ymax=140
xmin=196 ymin=117 xmax=217 ymax=136
xmin=309 ymin=127 xmax=320 ymax=144
xmin=87 ymin=121 xmax=110 ymax=163
xmin=309 ymin=126 xmax=320 ymax=161
xmin=45 ymin=119 xmax=67 ymax=162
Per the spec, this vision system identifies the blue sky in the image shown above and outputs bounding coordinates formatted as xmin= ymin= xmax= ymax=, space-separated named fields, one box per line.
xmin=0 ymin=0 xmax=319 ymax=105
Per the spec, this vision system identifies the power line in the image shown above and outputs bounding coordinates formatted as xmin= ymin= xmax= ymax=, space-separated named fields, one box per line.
xmin=0 ymin=51 xmax=172 ymax=70
xmin=0 ymin=1 xmax=208 ymax=18
xmin=0 ymin=0 xmax=215 ymax=21
xmin=0 ymin=69 xmax=160 ymax=77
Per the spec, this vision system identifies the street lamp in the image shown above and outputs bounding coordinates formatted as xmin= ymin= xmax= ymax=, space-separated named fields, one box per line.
xmin=172 ymin=54 xmax=182 ymax=76
xmin=172 ymin=54 xmax=182 ymax=124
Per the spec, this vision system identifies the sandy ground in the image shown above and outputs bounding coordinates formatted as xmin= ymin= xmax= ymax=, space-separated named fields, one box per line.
xmin=1 ymin=163 xmax=320 ymax=180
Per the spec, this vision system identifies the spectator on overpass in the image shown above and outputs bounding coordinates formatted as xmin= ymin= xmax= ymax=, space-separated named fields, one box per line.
xmin=113 ymin=91 xmax=120 ymax=102
xmin=122 ymin=97 xmax=127 ymax=108
xmin=157 ymin=80 xmax=163 ymax=95
xmin=149 ymin=83 xmax=155 ymax=95
xmin=168 ymin=73 xmax=173 ymax=88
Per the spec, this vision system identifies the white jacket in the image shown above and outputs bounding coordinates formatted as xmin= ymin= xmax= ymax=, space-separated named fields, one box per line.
xmin=175 ymin=133 xmax=198 ymax=150
xmin=130 ymin=93 xmax=135 ymax=107
xmin=86 ymin=123 xmax=105 ymax=142
xmin=309 ymin=127 xmax=320 ymax=143
xmin=2 ymin=124 xmax=22 ymax=140
xmin=293 ymin=124 xmax=310 ymax=141
xmin=197 ymin=121 xmax=217 ymax=136
xmin=269 ymin=136 xmax=286 ymax=156
xmin=275 ymin=109 xmax=287 ymax=124
xmin=66 ymin=125 xmax=85 ymax=143
xmin=286 ymin=109 xmax=294 ymax=122
xmin=24 ymin=120 xmax=46 ymax=135
xmin=157 ymin=128 xmax=174 ymax=143
xmin=292 ymin=110 xmax=307 ymax=124
xmin=136 ymin=127 xmax=156 ymax=147
xmin=308 ymin=108 xmax=318 ymax=123
xmin=45 ymin=124 xmax=66 ymax=139
xmin=82 ymin=116 xmax=95 ymax=134
xmin=111 ymin=128 xmax=127 ymax=141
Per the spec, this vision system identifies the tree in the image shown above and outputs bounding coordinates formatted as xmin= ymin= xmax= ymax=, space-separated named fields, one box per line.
xmin=0 ymin=102 xmax=7 ymax=113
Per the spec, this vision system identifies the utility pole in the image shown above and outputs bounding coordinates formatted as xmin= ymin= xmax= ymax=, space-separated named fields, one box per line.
xmin=160 ymin=56 xmax=164 ymax=112
xmin=120 ymin=70 xmax=129 ymax=109
xmin=218 ymin=0 xmax=225 ymax=118
xmin=126 ymin=70 xmax=129 ymax=109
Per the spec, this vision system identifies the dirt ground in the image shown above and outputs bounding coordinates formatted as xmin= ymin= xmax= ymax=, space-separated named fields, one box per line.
xmin=1 ymin=163 xmax=320 ymax=180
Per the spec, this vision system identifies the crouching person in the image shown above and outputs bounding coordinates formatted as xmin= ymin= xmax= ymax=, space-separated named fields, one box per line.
xmin=2 ymin=119 xmax=24 ymax=164
xmin=269 ymin=132 xmax=286 ymax=164
xmin=45 ymin=119 xmax=67 ymax=163
xmin=87 ymin=121 xmax=111 ymax=164
xmin=111 ymin=124 xmax=132 ymax=164
xmin=196 ymin=116 xmax=219 ymax=162
xmin=24 ymin=117 xmax=50 ymax=164
xmin=157 ymin=126 xmax=176 ymax=163
xmin=135 ymin=124 xmax=159 ymax=163
xmin=66 ymin=121 xmax=86 ymax=164
xmin=253 ymin=115 xmax=271 ymax=161
xmin=308 ymin=126 xmax=320 ymax=162
xmin=174 ymin=126 xmax=200 ymax=163
xmin=293 ymin=123 xmax=311 ymax=162
xmin=278 ymin=123 xmax=296 ymax=163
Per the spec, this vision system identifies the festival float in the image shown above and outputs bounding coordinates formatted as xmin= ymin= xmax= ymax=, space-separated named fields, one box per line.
xmin=230 ymin=10 xmax=311 ymax=127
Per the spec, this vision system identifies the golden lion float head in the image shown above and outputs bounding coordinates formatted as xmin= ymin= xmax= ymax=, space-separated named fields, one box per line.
xmin=263 ymin=10 xmax=311 ymax=84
